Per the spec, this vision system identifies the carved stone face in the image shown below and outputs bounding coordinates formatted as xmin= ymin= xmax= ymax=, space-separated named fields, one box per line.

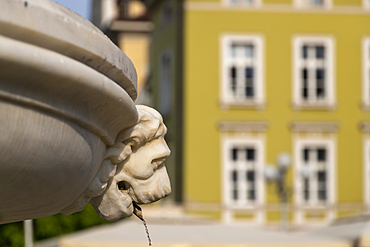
xmin=90 ymin=136 xmax=171 ymax=222
xmin=115 ymin=137 xmax=171 ymax=204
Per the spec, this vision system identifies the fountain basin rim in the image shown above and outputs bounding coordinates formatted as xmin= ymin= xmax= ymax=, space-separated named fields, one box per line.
xmin=0 ymin=34 xmax=138 ymax=146
xmin=0 ymin=0 xmax=138 ymax=101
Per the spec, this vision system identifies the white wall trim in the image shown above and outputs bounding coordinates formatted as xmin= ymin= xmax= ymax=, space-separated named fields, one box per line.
xmin=222 ymin=0 xmax=262 ymax=8
xmin=294 ymin=0 xmax=332 ymax=9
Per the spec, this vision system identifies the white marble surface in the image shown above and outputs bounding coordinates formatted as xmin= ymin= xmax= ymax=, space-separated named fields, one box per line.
xmin=0 ymin=0 xmax=170 ymax=224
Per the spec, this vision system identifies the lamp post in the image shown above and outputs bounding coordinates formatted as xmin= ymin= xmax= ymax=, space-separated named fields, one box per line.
xmin=24 ymin=220 xmax=33 ymax=247
xmin=264 ymin=153 xmax=291 ymax=231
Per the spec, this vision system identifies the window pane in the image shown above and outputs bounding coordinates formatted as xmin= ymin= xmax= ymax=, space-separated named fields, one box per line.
xmin=316 ymin=46 xmax=325 ymax=59
xmin=231 ymin=44 xmax=237 ymax=57
xmin=318 ymin=190 xmax=326 ymax=201
xmin=245 ymin=45 xmax=254 ymax=58
xmin=230 ymin=67 xmax=237 ymax=96
xmin=245 ymin=67 xmax=254 ymax=97
xmin=248 ymin=190 xmax=255 ymax=200
xmin=317 ymin=171 xmax=326 ymax=181
xmin=302 ymin=68 xmax=308 ymax=79
xmin=316 ymin=69 xmax=325 ymax=98
xmin=302 ymin=45 xmax=308 ymax=59
xmin=232 ymin=170 xmax=238 ymax=181
xmin=232 ymin=148 xmax=238 ymax=161
xmin=317 ymin=148 xmax=326 ymax=161
xmin=233 ymin=190 xmax=238 ymax=200
xmin=231 ymin=66 xmax=237 ymax=78
xmin=304 ymin=178 xmax=309 ymax=201
xmin=312 ymin=0 xmax=324 ymax=6
xmin=302 ymin=69 xmax=308 ymax=99
xmin=246 ymin=67 xmax=254 ymax=78
xmin=246 ymin=148 xmax=255 ymax=160
xmin=246 ymin=87 xmax=254 ymax=97
xmin=316 ymin=69 xmax=325 ymax=80
xmin=303 ymin=148 xmax=310 ymax=162
xmin=247 ymin=171 xmax=255 ymax=181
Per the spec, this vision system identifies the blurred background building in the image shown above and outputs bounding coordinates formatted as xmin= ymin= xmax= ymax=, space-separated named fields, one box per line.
xmin=94 ymin=0 xmax=370 ymax=227
xmin=92 ymin=0 xmax=153 ymax=105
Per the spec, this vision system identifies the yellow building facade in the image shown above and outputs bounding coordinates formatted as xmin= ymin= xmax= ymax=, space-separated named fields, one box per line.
xmin=182 ymin=0 xmax=370 ymax=225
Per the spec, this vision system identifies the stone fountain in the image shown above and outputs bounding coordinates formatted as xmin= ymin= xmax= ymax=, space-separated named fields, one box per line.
xmin=0 ymin=0 xmax=171 ymax=224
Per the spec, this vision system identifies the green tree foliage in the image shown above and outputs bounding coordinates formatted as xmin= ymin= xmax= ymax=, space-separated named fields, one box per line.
xmin=0 ymin=204 xmax=109 ymax=247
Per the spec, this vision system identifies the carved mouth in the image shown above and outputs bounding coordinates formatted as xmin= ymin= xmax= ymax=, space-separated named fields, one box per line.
xmin=117 ymin=180 xmax=138 ymax=204
xmin=116 ymin=161 xmax=167 ymax=205
xmin=152 ymin=158 xmax=166 ymax=171
xmin=117 ymin=181 xmax=130 ymax=192
xmin=116 ymin=160 xmax=166 ymax=195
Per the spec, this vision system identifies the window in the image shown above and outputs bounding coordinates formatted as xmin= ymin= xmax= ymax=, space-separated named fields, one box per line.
xmin=294 ymin=0 xmax=331 ymax=8
xmin=223 ymin=138 xmax=264 ymax=208
xmin=162 ymin=1 xmax=172 ymax=26
xmin=302 ymin=147 xmax=328 ymax=203
xmin=159 ymin=51 xmax=171 ymax=116
xmin=363 ymin=38 xmax=370 ymax=107
xmin=295 ymin=139 xmax=335 ymax=208
xmin=221 ymin=35 xmax=264 ymax=106
xmin=293 ymin=37 xmax=334 ymax=108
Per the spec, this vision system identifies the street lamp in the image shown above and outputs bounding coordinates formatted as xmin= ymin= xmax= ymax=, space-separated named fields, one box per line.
xmin=264 ymin=153 xmax=291 ymax=231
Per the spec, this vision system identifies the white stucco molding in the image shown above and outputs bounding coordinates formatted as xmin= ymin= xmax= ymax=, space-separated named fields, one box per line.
xmin=218 ymin=121 xmax=269 ymax=132
xmin=290 ymin=122 xmax=339 ymax=132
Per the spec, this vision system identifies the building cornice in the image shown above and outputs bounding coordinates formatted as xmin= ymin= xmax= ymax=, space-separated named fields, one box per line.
xmin=184 ymin=2 xmax=370 ymax=15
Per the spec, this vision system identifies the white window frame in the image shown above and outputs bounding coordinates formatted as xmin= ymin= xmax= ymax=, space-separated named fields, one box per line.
xmin=363 ymin=38 xmax=370 ymax=108
xmin=159 ymin=50 xmax=172 ymax=116
xmin=292 ymin=36 xmax=335 ymax=108
xmin=222 ymin=137 xmax=265 ymax=210
xmin=223 ymin=0 xmax=261 ymax=7
xmin=363 ymin=139 xmax=370 ymax=206
xmin=294 ymin=0 xmax=332 ymax=9
xmin=221 ymin=35 xmax=264 ymax=107
xmin=294 ymin=138 xmax=336 ymax=223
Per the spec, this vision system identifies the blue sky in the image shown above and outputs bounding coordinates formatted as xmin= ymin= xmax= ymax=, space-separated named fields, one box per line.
xmin=51 ymin=0 xmax=92 ymax=20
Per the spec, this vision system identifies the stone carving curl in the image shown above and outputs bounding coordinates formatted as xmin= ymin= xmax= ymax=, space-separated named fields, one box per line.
xmin=61 ymin=105 xmax=171 ymax=221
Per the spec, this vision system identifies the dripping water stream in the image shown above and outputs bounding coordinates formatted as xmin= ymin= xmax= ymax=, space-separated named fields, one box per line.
xmin=133 ymin=202 xmax=152 ymax=246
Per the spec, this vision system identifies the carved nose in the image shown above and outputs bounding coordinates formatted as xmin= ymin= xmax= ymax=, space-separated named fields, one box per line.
xmin=157 ymin=140 xmax=171 ymax=158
